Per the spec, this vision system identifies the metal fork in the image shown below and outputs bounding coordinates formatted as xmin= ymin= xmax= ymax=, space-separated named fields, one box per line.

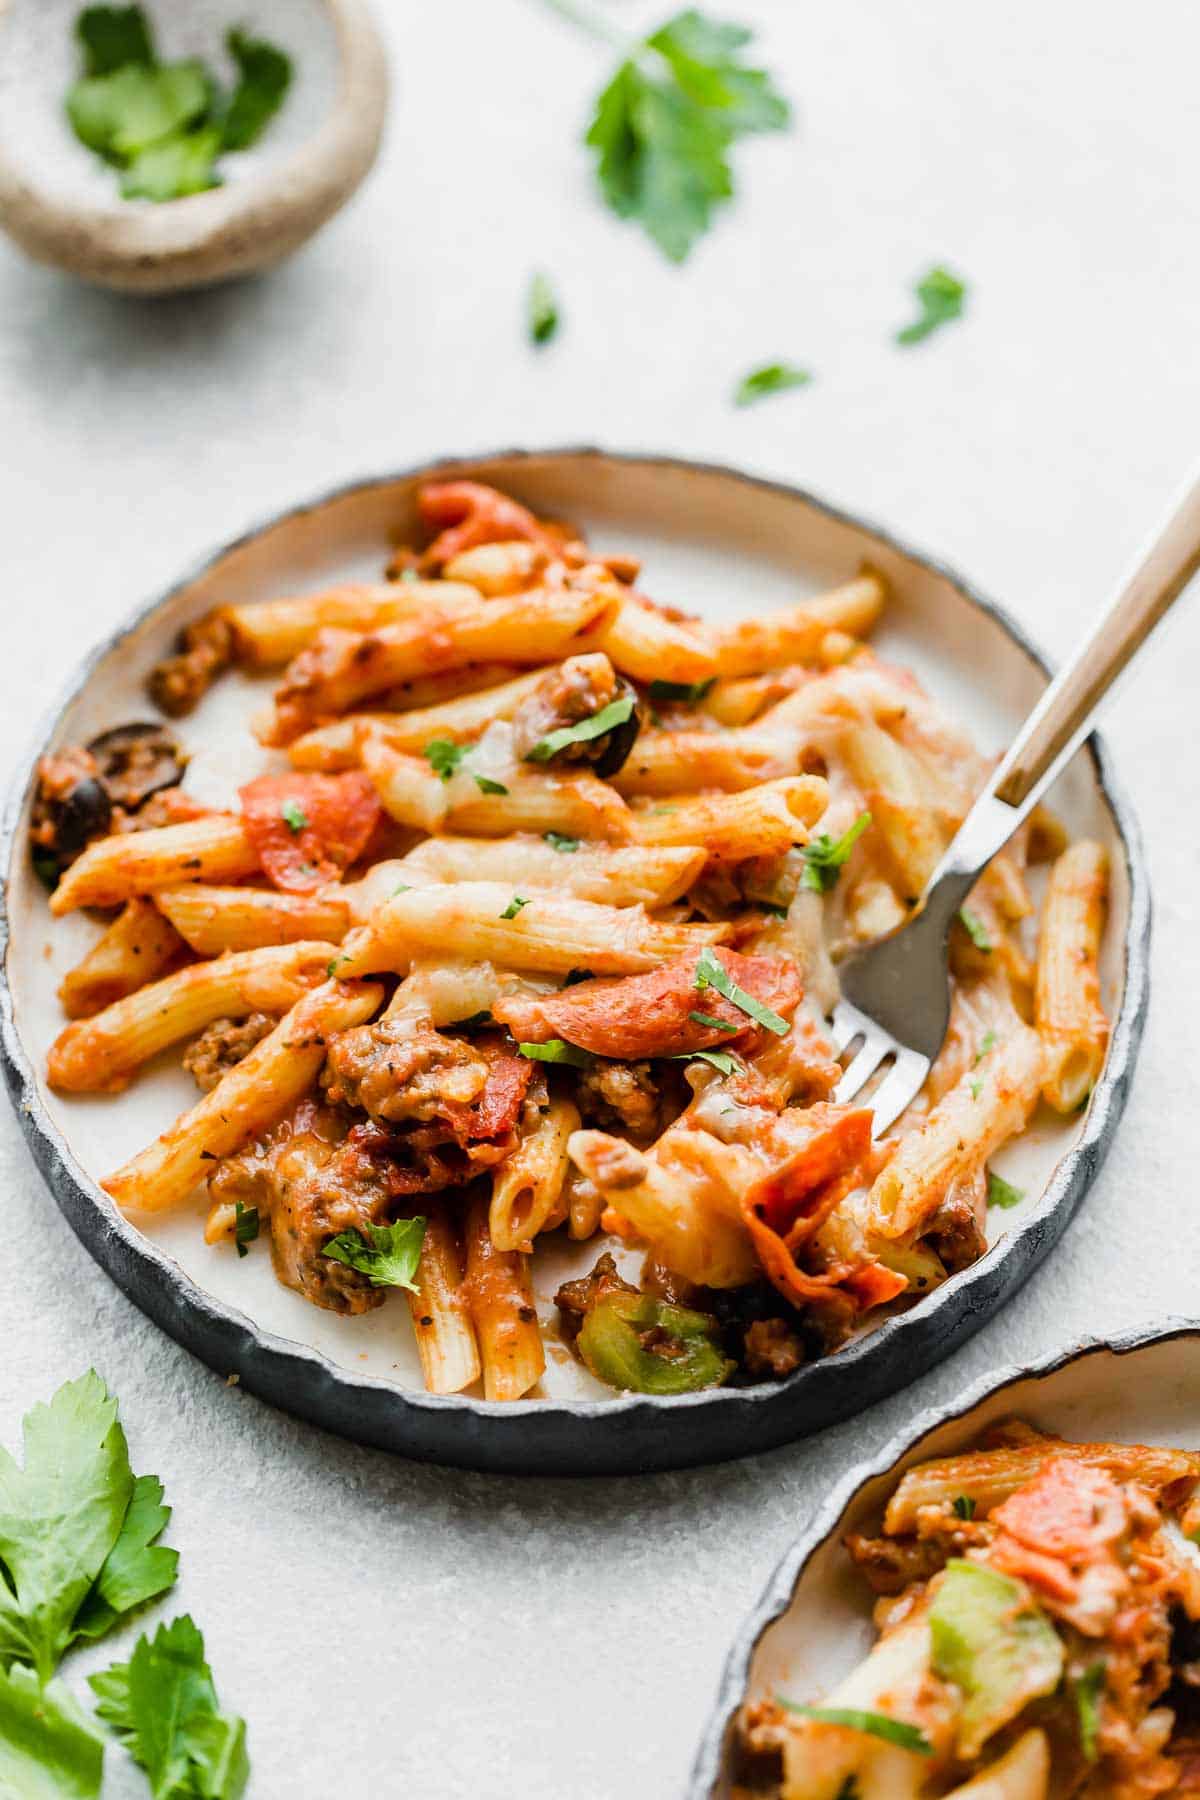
xmin=831 ymin=474 xmax=1200 ymax=1133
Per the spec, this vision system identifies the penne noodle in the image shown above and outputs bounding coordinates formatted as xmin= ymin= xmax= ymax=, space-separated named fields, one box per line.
xmin=50 ymin=815 xmax=258 ymax=916
xmin=103 ymin=979 xmax=383 ymax=1213
xmin=48 ymin=940 xmax=337 ymax=1092
xmin=836 ymin=723 xmax=946 ymax=903
xmin=154 ymin=884 xmax=351 ymax=954
xmin=565 ymin=1167 xmax=605 ymax=1241
xmin=224 ymin=580 xmax=481 ymax=667
xmin=287 ymin=668 xmax=547 ymax=770
xmin=360 ymin=734 xmax=633 ymax=842
xmin=399 ymin=836 xmax=706 ymax=907
xmin=628 ymin=774 xmax=827 ymax=861
xmin=443 ymin=540 xmax=547 ymax=594
xmin=462 ymin=1192 xmax=545 ymax=1401
xmin=612 ymin=726 xmax=799 ymax=797
xmin=1035 ymin=839 xmax=1109 ymax=1112
xmin=709 ymin=573 xmax=886 ymax=678
xmin=57 ymin=896 xmax=185 ymax=1019
xmin=489 ymin=1094 xmax=580 ymax=1252
xmin=598 ymin=595 xmax=717 ymax=684
xmin=939 ymin=1730 xmax=1049 ymax=1800
xmin=406 ymin=1204 xmax=482 ymax=1396
xmin=333 ymin=882 xmax=729 ymax=980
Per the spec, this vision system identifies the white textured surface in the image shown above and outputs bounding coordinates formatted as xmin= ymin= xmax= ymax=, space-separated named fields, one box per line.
xmin=0 ymin=2 xmax=1198 ymax=1795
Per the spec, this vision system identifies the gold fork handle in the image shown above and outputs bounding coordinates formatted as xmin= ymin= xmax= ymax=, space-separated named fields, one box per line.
xmin=994 ymin=470 xmax=1200 ymax=807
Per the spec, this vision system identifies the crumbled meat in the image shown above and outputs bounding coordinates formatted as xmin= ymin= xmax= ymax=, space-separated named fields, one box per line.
xmin=924 ymin=1166 xmax=988 ymax=1273
xmin=574 ymin=1059 xmax=665 ymax=1141
xmin=509 ymin=653 xmax=618 ymax=760
xmin=87 ymin=723 xmax=187 ymax=810
xmin=843 ymin=1530 xmax=950 ymax=1595
xmin=147 ymin=610 xmax=234 ymax=717
xmin=640 ymin=1259 xmax=699 ymax=1308
xmin=116 ymin=786 xmax=211 ymax=833
xmin=742 ymin=1318 xmax=805 ymax=1379
xmin=31 ymin=747 xmax=112 ymax=867
xmin=183 ymin=1014 xmax=274 ymax=1092
xmin=323 ymin=1022 xmax=492 ymax=1125
xmin=554 ymin=1251 xmax=637 ymax=1344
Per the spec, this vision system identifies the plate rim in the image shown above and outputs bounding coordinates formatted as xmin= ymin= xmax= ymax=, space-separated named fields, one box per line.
xmin=0 ymin=445 xmax=1153 ymax=1475
xmin=685 ymin=1316 xmax=1199 ymax=1798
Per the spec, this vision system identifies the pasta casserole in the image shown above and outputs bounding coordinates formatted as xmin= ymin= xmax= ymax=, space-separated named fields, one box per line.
xmin=30 ymin=479 xmax=1111 ymax=1402
xmin=739 ymin=1422 xmax=1200 ymax=1798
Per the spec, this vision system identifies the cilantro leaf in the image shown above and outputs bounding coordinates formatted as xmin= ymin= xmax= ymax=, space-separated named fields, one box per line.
xmin=986 ymin=1169 xmax=1024 ymax=1210
xmin=734 ymin=362 xmax=813 ymax=407
xmin=527 ymin=271 xmax=560 ymax=344
xmin=120 ymin=126 xmax=222 ymax=200
xmin=280 ymin=799 xmax=307 ymax=834
xmin=473 ymin=773 xmax=509 ymax=795
xmin=322 ymin=1219 xmax=426 ymax=1291
xmin=953 ymin=1494 xmax=976 ymax=1520
xmin=89 ymin=1614 xmax=249 ymax=1800
xmin=220 ymin=29 xmax=292 ymax=152
xmin=500 ymin=895 xmax=530 ymax=920
xmin=525 ymin=695 xmax=635 ymax=761
xmin=233 ymin=1200 xmax=259 ymax=1259
xmin=66 ymin=60 xmax=213 ymax=163
xmin=777 ymin=1700 xmax=933 ymax=1754
xmin=0 ymin=1662 xmax=104 ymax=1798
xmin=959 ymin=906 xmax=992 ymax=952
xmin=801 ymin=812 xmax=871 ymax=893
xmin=896 ymin=265 xmax=966 ymax=346
xmin=1074 ymin=1661 xmax=1106 ymax=1762
xmin=694 ymin=945 xmax=789 ymax=1034
xmin=70 ymin=1474 xmax=178 ymax=1648
xmin=423 ymin=739 xmax=468 ymax=781
xmin=647 ymin=676 xmax=715 ymax=703
xmin=518 ymin=1039 xmax=593 ymax=1067
xmin=672 ymin=1048 xmax=739 ymax=1074
xmin=0 ymin=1371 xmax=134 ymax=1681
xmin=77 ymin=5 xmax=154 ymax=76
xmin=688 ymin=1009 xmax=737 ymax=1033
xmin=544 ymin=831 xmax=580 ymax=852
xmin=583 ymin=9 xmax=790 ymax=262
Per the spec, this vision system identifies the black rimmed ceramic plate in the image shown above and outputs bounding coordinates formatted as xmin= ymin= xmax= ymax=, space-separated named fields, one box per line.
xmin=0 ymin=448 xmax=1150 ymax=1475
xmin=687 ymin=1319 xmax=1198 ymax=1796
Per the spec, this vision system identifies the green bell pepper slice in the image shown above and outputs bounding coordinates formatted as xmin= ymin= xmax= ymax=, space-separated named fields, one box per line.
xmin=577 ymin=1292 xmax=733 ymax=1395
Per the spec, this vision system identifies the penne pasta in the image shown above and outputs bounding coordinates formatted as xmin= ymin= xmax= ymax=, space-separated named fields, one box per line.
xmin=288 ymin=667 xmax=548 ymax=771
xmin=50 ymin=815 xmax=258 ymax=915
xmin=628 ymin=774 xmax=827 ymax=860
xmin=709 ymin=573 xmax=886 ymax=678
xmin=489 ymin=1094 xmax=580 ymax=1252
xmin=462 ymin=1191 xmax=545 ymax=1402
xmin=398 ymin=836 xmax=706 ymax=907
xmin=360 ymin=734 xmax=634 ymax=842
xmin=225 ymin=580 xmax=480 ymax=668
xmin=1035 ymin=839 xmax=1109 ymax=1112
xmin=57 ymin=896 xmax=185 ymax=1019
xmin=612 ymin=726 xmax=799 ymax=797
xmin=598 ymin=594 xmax=717 ymax=684
xmin=406 ymin=1204 xmax=482 ymax=1396
xmin=154 ymin=883 xmax=351 ymax=954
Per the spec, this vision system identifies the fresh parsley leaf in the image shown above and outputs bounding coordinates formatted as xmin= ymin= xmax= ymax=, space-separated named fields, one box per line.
xmin=527 ymin=271 xmax=560 ymax=344
xmin=647 ymin=676 xmax=715 ymax=703
xmin=953 ymin=1494 xmax=976 ymax=1521
xmin=70 ymin=1473 xmax=178 ymax=1648
xmin=67 ymin=59 xmax=213 ymax=164
xmin=325 ymin=957 xmax=345 ymax=978
xmin=969 ymin=1078 xmax=982 ymax=1101
xmin=801 ymin=811 xmax=871 ymax=893
xmin=975 ymin=1029 xmax=996 ymax=1063
xmin=423 ymin=738 xmax=467 ymax=781
xmin=500 ymin=895 xmax=530 ymax=920
xmin=280 ymin=799 xmax=307 ymax=834
xmin=322 ymin=1219 xmax=427 ymax=1291
xmin=77 ymin=5 xmax=154 ymax=76
xmin=583 ymin=9 xmax=790 ymax=262
xmin=986 ymin=1168 xmax=1024 ymax=1210
xmin=473 ymin=773 xmax=509 ymax=795
xmin=777 ymin=1700 xmax=933 ymax=1754
xmin=525 ymin=695 xmax=636 ymax=761
xmin=896 ymin=265 xmax=966 ymax=346
xmin=221 ymin=28 xmax=292 ymax=152
xmin=688 ymin=1009 xmax=737 ymax=1033
xmin=89 ymin=1614 xmax=249 ymax=1800
xmin=959 ymin=906 xmax=992 ymax=952
xmin=672 ymin=1048 xmax=739 ymax=1074
xmin=0 ymin=1662 xmax=104 ymax=1799
xmin=518 ymin=1039 xmax=593 ymax=1067
xmin=694 ymin=945 xmax=789 ymax=1035
xmin=120 ymin=125 xmax=222 ymax=200
xmin=544 ymin=831 xmax=581 ymax=852
xmin=733 ymin=362 xmax=813 ymax=406
xmin=233 ymin=1200 xmax=259 ymax=1259
xmin=1073 ymin=1662 xmax=1106 ymax=1761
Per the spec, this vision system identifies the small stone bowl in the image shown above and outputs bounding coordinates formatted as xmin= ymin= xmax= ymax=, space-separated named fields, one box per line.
xmin=0 ymin=0 xmax=388 ymax=293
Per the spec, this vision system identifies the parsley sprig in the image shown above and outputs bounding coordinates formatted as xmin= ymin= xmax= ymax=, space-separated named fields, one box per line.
xmin=896 ymin=266 xmax=966 ymax=346
xmin=423 ymin=738 xmax=510 ymax=795
xmin=694 ymin=945 xmax=789 ymax=1035
xmin=323 ymin=1219 xmax=427 ymax=1291
xmin=801 ymin=812 xmax=871 ymax=893
xmin=734 ymin=362 xmax=813 ymax=406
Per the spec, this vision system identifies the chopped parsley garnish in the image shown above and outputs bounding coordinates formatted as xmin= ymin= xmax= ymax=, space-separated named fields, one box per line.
xmin=423 ymin=738 xmax=468 ymax=781
xmin=233 ymin=1200 xmax=259 ymax=1258
xmin=280 ymin=799 xmax=307 ymax=833
xmin=322 ymin=1218 xmax=426 ymax=1291
xmin=953 ymin=1494 xmax=976 ymax=1520
xmin=518 ymin=1039 xmax=593 ymax=1067
xmin=975 ymin=1029 xmax=996 ymax=1063
xmin=527 ymin=270 xmax=560 ymax=344
xmin=777 ymin=1701 xmax=933 ymax=1754
xmin=90 ymin=1613 xmax=249 ymax=1798
xmin=647 ymin=676 xmax=716 ymax=704
xmin=577 ymin=7 xmax=791 ymax=262
xmin=969 ymin=1078 xmax=983 ymax=1102
xmin=688 ymin=1009 xmax=738 ymax=1034
xmin=325 ymin=957 xmax=346 ymax=978
xmin=500 ymin=895 xmax=530 ymax=920
xmin=544 ymin=831 xmax=581 ymax=852
xmin=959 ymin=907 xmax=992 ymax=952
xmin=693 ymin=945 xmax=789 ymax=1035
xmin=896 ymin=265 xmax=967 ymax=346
xmin=733 ymin=362 xmax=813 ymax=406
xmin=801 ymin=812 xmax=871 ymax=893
xmin=986 ymin=1169 xmax=1024 ymax=1210
xmin=672 ymin=1048 xmax=739 ymax=1075
xmin=525 ymin=695 xmax=635 ymax=762
xmin=1073 ymin=1662 xmax=1106 ymax=1761
xmin=65 ymin=7 xmax=292 ymax=203
xmin=474 ymin=773 xmax=509 ymax=795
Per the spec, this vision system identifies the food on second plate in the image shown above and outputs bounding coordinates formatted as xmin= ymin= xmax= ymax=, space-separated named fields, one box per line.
xmin=31 ymin=479 xmax=1111 ymax=1402
xmin=739 ymin=1421 xmax=1200 ymax=1799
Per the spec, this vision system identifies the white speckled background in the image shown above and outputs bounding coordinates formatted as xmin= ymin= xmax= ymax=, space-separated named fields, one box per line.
xmin=1 ymin=3 xmax=1198 ymax=1795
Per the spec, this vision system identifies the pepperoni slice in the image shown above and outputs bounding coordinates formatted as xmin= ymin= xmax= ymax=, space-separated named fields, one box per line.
xmin=418 ymin=481 xmax=567 ymax=571
xmin=239 ymin=772 xmax=381 ymax=893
